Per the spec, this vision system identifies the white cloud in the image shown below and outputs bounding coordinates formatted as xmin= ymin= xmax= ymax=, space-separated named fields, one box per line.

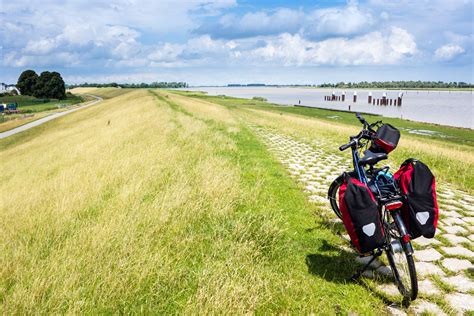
xmin=197 ymin=2 xmax=376 ymax=40
xmin=243 ymin=27 xmax=417 ymax=66
xmin=434 ymin=44 xmax=465 ymax=61
xmin=148 ymin=43 xmax=184 ymax=63
xmin=1 ymin=0 xmax=235 ymax=67
xmin=388 ymin=27 xmax=417 ymax=55
xmin=197 ymin=8 xmax=303 ymax=39
xmin=24 ymin=38 xmax=59 ymax=55
xmin=304 ymin=1 xmax=375 ymax=38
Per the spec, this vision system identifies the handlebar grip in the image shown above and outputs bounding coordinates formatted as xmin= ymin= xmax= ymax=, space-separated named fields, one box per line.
xmin=339 ymin=140 xmax=355 ymax=151
xmin=356 ymin=112 xmax=366 ymax=124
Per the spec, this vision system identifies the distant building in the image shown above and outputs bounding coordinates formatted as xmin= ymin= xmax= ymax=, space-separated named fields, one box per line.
xmin=0 ymin=83 xmax=21 ymax=95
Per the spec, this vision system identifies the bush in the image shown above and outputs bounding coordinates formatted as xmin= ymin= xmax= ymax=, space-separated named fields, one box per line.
xmin=252 ymin=96 xmax=267 ymax=102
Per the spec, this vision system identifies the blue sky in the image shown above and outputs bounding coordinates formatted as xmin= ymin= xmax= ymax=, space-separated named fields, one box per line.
xmin=1 ymin=0 xmax=472 ymax=85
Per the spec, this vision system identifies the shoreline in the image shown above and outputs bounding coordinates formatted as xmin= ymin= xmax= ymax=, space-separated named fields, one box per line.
xmin=178 ymin=87 xmax=473 ymax=129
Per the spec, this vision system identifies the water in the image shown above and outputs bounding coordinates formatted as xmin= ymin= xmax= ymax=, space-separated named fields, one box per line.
xmin=181 ymin=87 xmax=473 ymax=129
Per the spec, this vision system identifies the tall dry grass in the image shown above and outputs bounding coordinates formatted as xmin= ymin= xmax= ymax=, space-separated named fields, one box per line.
xmin=1 ymin=89 xmax=388 ymax=313
xmin=0 ymin=90 xmax=244 ymax=312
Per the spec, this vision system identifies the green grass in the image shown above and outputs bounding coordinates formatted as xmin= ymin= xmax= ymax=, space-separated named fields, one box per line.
xmin=0 ymin=94 xmax=83 ymax=113
xmin=0 ymin=94 xmax=44 ymax=106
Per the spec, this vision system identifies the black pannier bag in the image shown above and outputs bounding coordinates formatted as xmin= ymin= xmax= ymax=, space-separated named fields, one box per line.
xmin=370 ymin=123 xmax=400 ymax=154
xmin=394 ymin=159 xmax=439 ymax=239
xmin=339 ymin=174 xmax=385 ymax=254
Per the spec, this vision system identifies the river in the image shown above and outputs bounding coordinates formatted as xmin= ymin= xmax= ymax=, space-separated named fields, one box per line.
xmin=181 ymin=87 xmax=473 ymax=129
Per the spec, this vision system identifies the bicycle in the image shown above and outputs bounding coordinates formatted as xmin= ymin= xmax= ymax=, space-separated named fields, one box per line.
xmin=327 ymin=113 xmax=417 ymax=306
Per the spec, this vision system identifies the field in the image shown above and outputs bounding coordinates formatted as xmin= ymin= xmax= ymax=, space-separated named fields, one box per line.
xmin=1 ymin=88 xmax=473 ymax=314
xmin=0 ymin=94 xmax=92 ymax=133
xmin=0 ymin=94 xmax=83 ymax=110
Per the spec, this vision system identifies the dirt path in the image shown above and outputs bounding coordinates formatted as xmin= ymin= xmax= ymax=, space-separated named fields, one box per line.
xmin=252 ymin=126 xmax=474 ymax=315
xmin=0 ymin=94 xmax=102 ymax=140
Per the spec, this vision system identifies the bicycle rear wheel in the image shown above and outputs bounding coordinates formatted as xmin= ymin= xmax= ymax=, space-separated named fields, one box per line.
xmin=327 ymin=175 xmax=343 ymax=219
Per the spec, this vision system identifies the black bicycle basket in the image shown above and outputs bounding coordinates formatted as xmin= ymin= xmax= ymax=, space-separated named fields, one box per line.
xmin=370 ymin=124 xmax=400 ymax=154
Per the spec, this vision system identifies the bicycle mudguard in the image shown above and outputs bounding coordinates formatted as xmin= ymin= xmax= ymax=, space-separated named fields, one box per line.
xmin=339 ymin=174 xmax=385 ymax=254
xmin=394 ymin=159 xmax=439 ymax=239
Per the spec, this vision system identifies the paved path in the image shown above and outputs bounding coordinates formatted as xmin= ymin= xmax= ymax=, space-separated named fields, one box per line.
xmin=251 ymin=126 xmax=474 ymax=315
xmin=0 ymin=94 xmax=102 ymax=140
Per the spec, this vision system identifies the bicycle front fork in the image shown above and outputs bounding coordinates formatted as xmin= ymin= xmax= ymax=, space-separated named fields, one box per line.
xmin=390 ymin=210 xmax=414 ymax=255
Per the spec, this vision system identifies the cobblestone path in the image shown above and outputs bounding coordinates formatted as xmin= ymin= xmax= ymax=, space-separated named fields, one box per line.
xmin=252 ymin=126 xmax=474 ymax=315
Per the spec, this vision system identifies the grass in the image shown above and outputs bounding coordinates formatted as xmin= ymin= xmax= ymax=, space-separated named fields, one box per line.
xmin=69 ymin=87 xmax=134 ymax=99
xmin=0 ymin=113 xmax=51 ymax=133
xmin=1 ymin=89 xmax=390 ymax=313
xmin=0 ymin=94 xmax=89 ymax=133
xmin=2 ymin=88 xmax=472 ymax=313
xmin=0 ymin=94 xmax=83 ymax=110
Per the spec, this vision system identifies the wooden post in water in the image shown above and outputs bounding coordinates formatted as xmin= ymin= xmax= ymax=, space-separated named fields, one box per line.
xmin=332 ymin=91 xmax=336 ymax=101
xmin=377 ymin=99 xmax=379 ymax=105
xmin=390 ymin=99 xmax=393 ymax=106
xmin=353 ymin=91 xmax=357 ymax=103
xmin=382 ymin=92 xmax=387 ymax=105
xmin=394 ymin=99 xmax=397 ymax=106
xmin=373 ymin=98 xmax=375 ymax=105
xmin=398 ymin=92 xmax=403 ymax=106
xmin=342 ymin=91 xmax=346 ymax=102
xmin=368 ymin=92 xmax=372 ymax=104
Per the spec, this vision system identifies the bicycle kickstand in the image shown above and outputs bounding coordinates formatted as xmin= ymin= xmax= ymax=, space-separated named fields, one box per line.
xmin=350 ymin=249 xmax=383 ymax=281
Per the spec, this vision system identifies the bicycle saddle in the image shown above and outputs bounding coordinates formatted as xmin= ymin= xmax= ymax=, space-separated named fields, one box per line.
xmin=359 ymin=150 xmax=388 ymax=166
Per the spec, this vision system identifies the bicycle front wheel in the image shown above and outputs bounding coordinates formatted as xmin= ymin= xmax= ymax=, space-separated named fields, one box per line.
xmin=386 ymin=237 xmax=418 ymax=306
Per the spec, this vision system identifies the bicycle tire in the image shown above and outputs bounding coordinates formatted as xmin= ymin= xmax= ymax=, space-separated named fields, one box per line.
xmin=328 ymin=175 xmax=344 ymax=219
xmin=386 ymin=239 xmax=418 ymax=306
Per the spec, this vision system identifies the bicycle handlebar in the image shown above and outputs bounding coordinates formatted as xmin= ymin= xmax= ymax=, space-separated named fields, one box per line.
xmin=339 ymin=140 xmax=356 ymax=151
xmin=356 ymin=113 xmax=366 ymax=125
xmin=339 ymin=113 xmax=382 ymax=151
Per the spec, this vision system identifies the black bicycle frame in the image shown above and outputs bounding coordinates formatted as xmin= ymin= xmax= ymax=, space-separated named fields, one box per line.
xmin=351 ymin=146 xmax=369 ymax=185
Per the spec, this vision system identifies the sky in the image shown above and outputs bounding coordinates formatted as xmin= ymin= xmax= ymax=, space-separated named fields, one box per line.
xmin=1 ymin=0 xmax=473 ymax=85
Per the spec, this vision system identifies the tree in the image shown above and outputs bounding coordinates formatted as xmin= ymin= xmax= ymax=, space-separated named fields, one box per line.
xmin=17 ymin=70 xmax=38 ymax=95
xmin=46 ymin=72 xmax=66 ymax=99
xmin=34 ymin=71 xmax=66 ymax=99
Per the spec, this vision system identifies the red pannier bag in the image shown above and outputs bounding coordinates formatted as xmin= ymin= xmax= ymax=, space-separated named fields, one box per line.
xmin=339 ymin=174 xmax=385 ymax=254
xmin=394 ymin=159 xmax=439 ymax=239
xmin=370 ymin=123 xmax=400 ymax=154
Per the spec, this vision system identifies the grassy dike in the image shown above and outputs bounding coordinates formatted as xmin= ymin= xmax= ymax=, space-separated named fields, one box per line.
xmin=0 ymin=89 xmax=385 ymax=313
